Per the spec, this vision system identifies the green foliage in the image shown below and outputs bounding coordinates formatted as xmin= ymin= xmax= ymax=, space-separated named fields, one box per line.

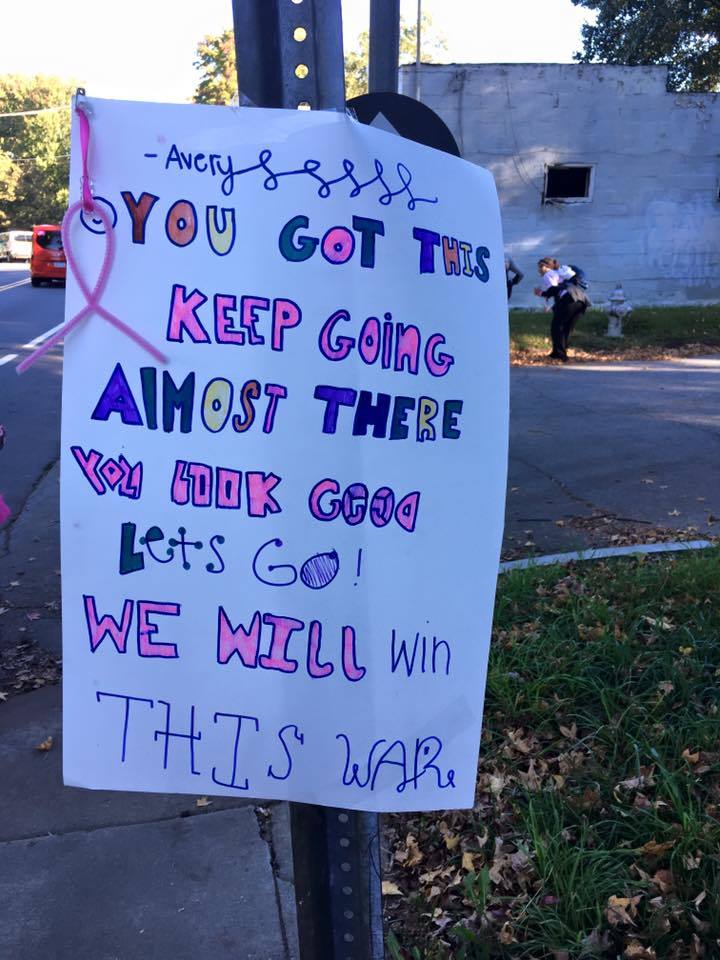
xmin=510 ymin=304 xmax=720 ymax=361
xmin=572 ymin=0 xmax=720 ymax=91
xmin=0 ymin=74 xmax=75 ymax=229
xmin=193 ymin=30 xmax=237 ymax=105
xmin=344 ymin=14 xmax=449 ymax=100
xmin=387 ymin=549 xmax=720 ymax=957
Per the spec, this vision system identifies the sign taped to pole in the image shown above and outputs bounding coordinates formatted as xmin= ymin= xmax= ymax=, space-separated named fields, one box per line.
xmin=61 ymin=98 xmax=508 ymax=813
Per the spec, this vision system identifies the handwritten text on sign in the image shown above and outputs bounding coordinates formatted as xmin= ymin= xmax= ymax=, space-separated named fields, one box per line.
xmin=61 ymin=99 xmax=508 ymax=812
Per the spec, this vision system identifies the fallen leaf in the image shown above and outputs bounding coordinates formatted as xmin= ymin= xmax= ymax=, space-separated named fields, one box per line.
xmin=439 ymin=821 xmax=461 ymax=850
xmin=35 ymin=736 xmax=53 ymax=752
xmin=639 ymin=839 xmax=674 ymax=857
xmin=657 ymin=681 xmax=674 ymax=696
xmin=606 ymin=894 xmax=642 ymax=927
xmin=682 ymin=748 xmax=700 ymax=764
xmin=625 ymin=942 xmax=657 ymax=959
xmin=195 ymin=797 xmax=212 ymax=808
xmin=498 ymin=923 xmax=516 ymax=945
xmin=683 ymin=851 xmax=702 ymax=870
xmin=651 ymin=869 xmax=674 ymax=895
xmin=382 ymin=881 xmax=402 ymax=896
xmin=403 ymin=834 xmax=423 ymax=868
xmin=690 ymin=933 xmax=705 ymax=958
xmin=461 ymin=851 xmax=476 ymax=872
xmin=489 ymin=774 xmax=506 ymax=795
xmin=559 ymin=722 xmax=578 ymax=739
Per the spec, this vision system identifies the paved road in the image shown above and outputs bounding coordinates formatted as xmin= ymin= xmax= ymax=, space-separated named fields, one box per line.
xmin=0 ymin=264 xmax=63 ymax=527
xmin=505 ymin=357 xmax=720 ymax=554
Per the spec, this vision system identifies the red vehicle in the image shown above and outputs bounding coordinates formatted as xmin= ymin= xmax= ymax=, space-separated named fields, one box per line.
xmin=30 ymin=224 xmax=66 ymax=286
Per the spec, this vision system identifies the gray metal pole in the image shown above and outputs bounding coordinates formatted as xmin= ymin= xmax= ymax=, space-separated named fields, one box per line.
xmin=230 ymin=3 xmax=384 ymax=958
xmin=415 ymin=0 xmax=422 ymax=100
xmin=368 ymin=0 xmax=400 ymax=93
xmin=232 ymin=0 xmax=345 ymax=109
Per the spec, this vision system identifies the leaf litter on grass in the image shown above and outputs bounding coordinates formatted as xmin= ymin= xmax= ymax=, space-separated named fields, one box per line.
xmin=384 ymin=549 xmax=720 ymax=959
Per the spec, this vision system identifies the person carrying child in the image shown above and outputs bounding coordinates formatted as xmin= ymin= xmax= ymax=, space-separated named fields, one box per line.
xmin=533 ymin=257 xmax=590 ymax=362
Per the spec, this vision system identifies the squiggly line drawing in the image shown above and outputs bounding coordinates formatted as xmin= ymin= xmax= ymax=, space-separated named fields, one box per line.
xmin=161 ymin=146 xmax=439 ymax=210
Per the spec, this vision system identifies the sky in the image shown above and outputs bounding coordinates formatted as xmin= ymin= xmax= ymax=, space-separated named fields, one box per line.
xmin=0 ymin=0 xmax=594 ymax=103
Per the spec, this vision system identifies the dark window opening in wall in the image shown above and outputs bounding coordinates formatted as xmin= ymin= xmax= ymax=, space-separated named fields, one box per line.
xmin=544 ymin=165 xmax=593 ymax=203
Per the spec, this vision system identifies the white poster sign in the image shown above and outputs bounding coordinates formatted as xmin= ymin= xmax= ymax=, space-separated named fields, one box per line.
xmin=61 ymin=98 xmax=508 ymax=812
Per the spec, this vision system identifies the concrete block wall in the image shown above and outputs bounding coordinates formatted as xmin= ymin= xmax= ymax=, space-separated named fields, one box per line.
xmin=400 ymin=63 xmax=720 ymax=307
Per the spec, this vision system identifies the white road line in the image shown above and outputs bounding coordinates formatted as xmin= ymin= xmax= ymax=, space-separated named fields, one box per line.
xmin=0 ymin=353 xmax=18 ymax=366
xmin=0 ymin=278 xmax=30 ymax=293
xmin=23 ymin=320 xmax=66 ymax=350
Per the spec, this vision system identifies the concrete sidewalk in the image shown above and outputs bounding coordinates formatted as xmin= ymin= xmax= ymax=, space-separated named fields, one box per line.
xmin=0 ymin=685 xmax=298 ymax=960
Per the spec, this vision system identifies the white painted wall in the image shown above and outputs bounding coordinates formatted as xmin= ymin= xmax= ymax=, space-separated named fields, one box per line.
xmin=400 ymin=63 xmax=720 ymax=307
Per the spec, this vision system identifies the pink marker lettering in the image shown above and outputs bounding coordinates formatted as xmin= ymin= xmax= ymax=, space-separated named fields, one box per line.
xmin=258 ymin=613 xmax=303 ymax=673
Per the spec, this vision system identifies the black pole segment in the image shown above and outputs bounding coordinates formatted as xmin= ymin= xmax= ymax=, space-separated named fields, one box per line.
xmin=292 ymin=804 xmax=384 ymax=960
xmin=232 ymin=0 xmax=345 ymax=110
xmin=368 ymin=0 xmax=400 ymax=93
xmin=289 ymin=803 xmax=334 ymax=959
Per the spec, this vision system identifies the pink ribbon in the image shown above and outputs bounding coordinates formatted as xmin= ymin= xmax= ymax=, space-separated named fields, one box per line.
xmin=17 ymin=103 xmax=167 ymax=374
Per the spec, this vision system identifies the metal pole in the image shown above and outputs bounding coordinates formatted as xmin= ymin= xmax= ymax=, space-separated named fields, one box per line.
xmin=231 ymin=3 xmax=384 ymax=958
xmin=415 ymin=0 xmax=422 ymax=100
xmin=233 ymin=0 xmax=345 ymax=109
xmin=368 ymin=0 xmax=400 ymax=93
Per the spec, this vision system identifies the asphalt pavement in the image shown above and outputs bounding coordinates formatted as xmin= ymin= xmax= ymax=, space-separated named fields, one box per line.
xmin=505 ymin=356 xmax=720 ymax=555
xmin=1 ymin=269 xmax=718 ymax=957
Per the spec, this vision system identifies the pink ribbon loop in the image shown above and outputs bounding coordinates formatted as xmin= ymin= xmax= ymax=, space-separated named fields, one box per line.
xmin=17 ymin=102 xmax=167 ymax=374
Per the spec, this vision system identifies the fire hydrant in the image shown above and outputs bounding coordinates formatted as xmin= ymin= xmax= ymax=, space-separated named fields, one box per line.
xmin=606 ymin=282 xmax=631 ymax=338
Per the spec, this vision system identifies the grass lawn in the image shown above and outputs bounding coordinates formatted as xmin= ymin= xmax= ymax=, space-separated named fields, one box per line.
xmin=385 ymin=549 xmax=720 ymax=959
xmin=510 ymin=305 xmax=720 ymax=363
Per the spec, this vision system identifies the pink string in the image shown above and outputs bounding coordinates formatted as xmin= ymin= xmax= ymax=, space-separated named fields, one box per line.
xmin=17 ymin=103 xmax=167 ymax=374
xmin=77 ymin=106 xmax=94 ymax=214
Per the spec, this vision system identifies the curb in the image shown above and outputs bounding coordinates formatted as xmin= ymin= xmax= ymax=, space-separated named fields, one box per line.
xmin=499 ymin=539 xmax=715 ymax=572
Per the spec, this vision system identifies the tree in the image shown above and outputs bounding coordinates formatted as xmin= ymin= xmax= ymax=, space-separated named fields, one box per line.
xmin=572 ymin=0 xmax=720 ymax=91
xmin=345 ymin=14 xmax=449 ymax=100
xmin=0 ymin=75 xmax=75 ymax=228
xmin=193 ymin=31 xmax=237 ymax=105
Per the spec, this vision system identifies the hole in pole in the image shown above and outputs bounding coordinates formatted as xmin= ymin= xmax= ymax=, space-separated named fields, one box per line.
xmin=295 ymin=63 xmax=309 ymax=79
xmin=297 ymin=101 xmax=311 ymax=110
xmin=293 ymin=26 xmax=307 ymax=41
